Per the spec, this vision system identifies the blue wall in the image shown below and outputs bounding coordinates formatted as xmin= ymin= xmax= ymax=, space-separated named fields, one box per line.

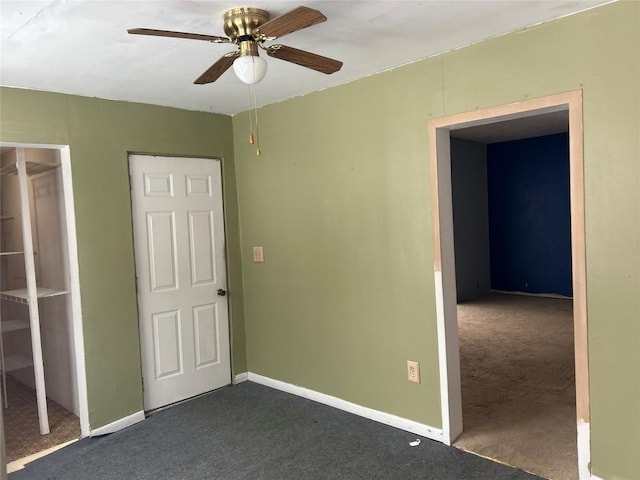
xmin=487 ymin=133 xmax=572 ymax=296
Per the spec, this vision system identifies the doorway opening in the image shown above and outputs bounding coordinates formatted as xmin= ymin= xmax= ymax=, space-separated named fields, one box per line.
xmin=429 ymin=92 xmax=589 ymax=479
xmin=0 ymin=144 xmax=88 ymax=472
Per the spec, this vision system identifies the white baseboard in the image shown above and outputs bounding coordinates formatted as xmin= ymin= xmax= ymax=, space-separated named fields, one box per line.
xmin=247 ymin=372 xmax=443 ymax=442
xmin=233 ymin=372 xmax=249 ymax=384
xmin=89 ymin=410 xmax=145 ymax=437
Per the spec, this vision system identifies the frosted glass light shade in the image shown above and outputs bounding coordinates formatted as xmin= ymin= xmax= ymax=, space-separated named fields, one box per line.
xmin=233 ymin=55 xmax=268 ymax=84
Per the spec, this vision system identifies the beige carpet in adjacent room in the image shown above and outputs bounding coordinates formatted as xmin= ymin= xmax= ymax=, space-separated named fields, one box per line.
xmin=3 ymin=375 xmax=80 ymax=463
xmin=454 ymin=293 xmax=577 ymax=480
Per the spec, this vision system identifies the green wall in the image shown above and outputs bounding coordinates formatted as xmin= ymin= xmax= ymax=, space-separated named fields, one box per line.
xmin=0 ymin=89 xmax=247 ymax=428
xmin=232 ymin=2 xmax=639 ymax=479
xmin=0 ymin=2 xmax=638 ymax=479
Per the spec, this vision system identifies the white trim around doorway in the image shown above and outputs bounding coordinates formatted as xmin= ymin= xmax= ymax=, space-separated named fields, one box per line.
xmin=0 ymin=142 xmax=90 ymax=438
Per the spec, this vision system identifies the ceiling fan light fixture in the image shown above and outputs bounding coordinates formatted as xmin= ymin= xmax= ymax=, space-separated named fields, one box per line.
xmin=233 ymin=55 xmax=268 ymax=84
xmin=128 ymin=5 xmax=342 ymax=86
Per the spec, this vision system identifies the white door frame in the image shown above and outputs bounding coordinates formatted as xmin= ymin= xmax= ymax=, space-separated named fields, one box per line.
xmin=0 ymin=142 xmax=89 ymax=438
xmin=428 ymin=91 xmax=590 ymax=478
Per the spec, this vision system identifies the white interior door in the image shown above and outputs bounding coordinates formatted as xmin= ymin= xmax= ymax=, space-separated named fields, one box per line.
xmin=129 ymin=155 xmax=230 ymax=411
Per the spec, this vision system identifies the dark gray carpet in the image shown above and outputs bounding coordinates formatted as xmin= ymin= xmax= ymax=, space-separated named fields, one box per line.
xmin=10 ymin=382 xmax=542 ymax=480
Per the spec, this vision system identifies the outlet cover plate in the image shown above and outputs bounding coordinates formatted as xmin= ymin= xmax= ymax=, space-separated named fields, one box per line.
xmin=407 ymin=360 xmax=420 ymax=383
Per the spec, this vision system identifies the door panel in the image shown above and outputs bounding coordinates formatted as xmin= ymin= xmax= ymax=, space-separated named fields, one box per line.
xmin=186 ymin=174 xmax=211 ymax=197
xmin=144 ymin=173 xmax=173 ymax=196
xmin=130 ymin=155 xmax=230 ymax=411
xmin=193 ymin=303 xmax=219 ymax=368
xmin=188 ymin=211 xmax=215 ymax=286
xmin=147 ymin=211 xmax=178 ymax=291
xmin=152 ymin=309 xmax=182 ymax=379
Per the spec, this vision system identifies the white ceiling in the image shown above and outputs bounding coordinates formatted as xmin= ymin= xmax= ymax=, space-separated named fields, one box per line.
xmin=0 ymin=1 xmax=610 ymax=116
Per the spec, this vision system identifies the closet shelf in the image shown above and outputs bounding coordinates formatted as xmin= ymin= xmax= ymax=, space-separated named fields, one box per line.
xmin=0 ymin=216 xmax=14 ymax=220
xmin=3 ymin=354 xmax=33 ymax=372
xmin=0 ymin=251 xmax=24 ymax=256
xmin=0 ymin=287 xmax=69 ymax=304
xmin=1 ymin=319 xmax=30 ymax=333
xmin=0 ymin=161 xmax=59 ymax=177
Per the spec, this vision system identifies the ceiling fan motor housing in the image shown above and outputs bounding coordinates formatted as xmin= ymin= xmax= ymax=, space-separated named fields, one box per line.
xmin=223 ymin=7 xmax=269 ymax=43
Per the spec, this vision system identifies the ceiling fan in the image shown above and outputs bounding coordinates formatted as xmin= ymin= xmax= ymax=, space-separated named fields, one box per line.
xmin=128 ymin=5 xmax=343 ymax=85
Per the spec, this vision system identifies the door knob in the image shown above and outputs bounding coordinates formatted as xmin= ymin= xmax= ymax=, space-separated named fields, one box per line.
xmin=217 ymin=289 xmax=227 ymax=296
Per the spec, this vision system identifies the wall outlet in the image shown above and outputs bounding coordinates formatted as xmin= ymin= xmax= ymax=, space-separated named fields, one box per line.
xmin=407 ymin=360 xmax=420 ymax=384
xmin=253 ymin=246 xmax=264 ymax=263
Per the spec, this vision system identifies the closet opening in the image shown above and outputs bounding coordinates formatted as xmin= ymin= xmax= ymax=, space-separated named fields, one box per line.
xmin=0 ymin=144 xmax=88 ymax=472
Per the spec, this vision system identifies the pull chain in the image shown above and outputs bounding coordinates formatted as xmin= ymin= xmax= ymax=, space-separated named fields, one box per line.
xmin=251 ymin=83 xmax=261 ymax=156
xmin=248 ymin=83 xmax=254 ymax=145
xmin=247 ymin=83 xmax=261 ymax=156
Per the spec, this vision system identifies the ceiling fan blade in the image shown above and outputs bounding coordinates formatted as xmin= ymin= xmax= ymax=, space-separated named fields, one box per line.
xmin=194 ymin=52 xmax=240 ymax=84
xmin=128 ymin=28 xmax=231 ymax=44
xmin=255 ymin=6 xmax=326 ymax=39
xmin=267 ymin=45 xmax=342 ymax=74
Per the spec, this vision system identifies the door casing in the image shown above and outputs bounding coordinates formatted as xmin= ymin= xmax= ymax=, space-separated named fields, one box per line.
xmin=0 ymin=142 xmax=89 ymax=439
xmin=428 ymin=91 xmax=590 ymax=478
